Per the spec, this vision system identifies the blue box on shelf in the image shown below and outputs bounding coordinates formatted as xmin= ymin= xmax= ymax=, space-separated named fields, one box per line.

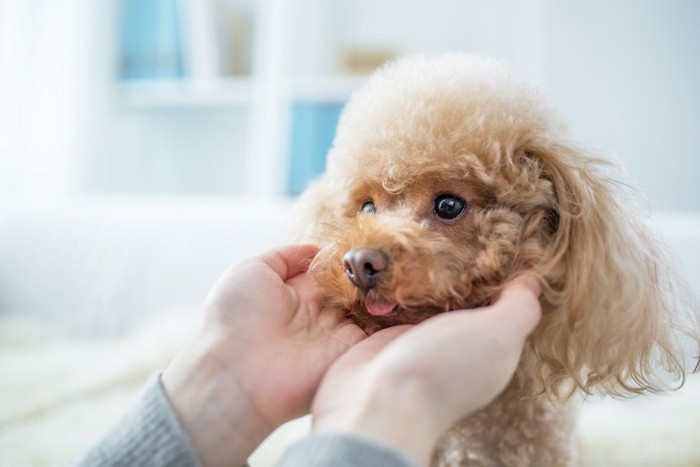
xmin=119 ymin=0 xmax=184 ymax=80
xmin=287 ymin=101 xmax=345 ymax=195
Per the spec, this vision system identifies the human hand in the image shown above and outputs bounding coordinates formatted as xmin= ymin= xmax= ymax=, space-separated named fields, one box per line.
xmin=162 ymin=245 xmax=366 ymax=467
xmin=311 ymin=276 xmax=542 ymax=466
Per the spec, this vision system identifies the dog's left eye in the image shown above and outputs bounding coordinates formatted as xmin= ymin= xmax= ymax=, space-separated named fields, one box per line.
xmin=434 ymin=194 xmax=467 ymax=220
xmin=361 ymin=200 xmax=376 ymax=214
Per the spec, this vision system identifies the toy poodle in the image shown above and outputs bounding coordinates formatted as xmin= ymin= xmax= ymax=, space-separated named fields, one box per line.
xmin=292 ymin=54 xmax=700 ymax=466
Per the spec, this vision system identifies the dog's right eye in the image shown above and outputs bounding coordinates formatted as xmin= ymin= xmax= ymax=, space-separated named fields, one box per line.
xmin=434 ymin=194 xmax=467 ymax=220
xmin=361 ymin=200 xmax=376 ymax=214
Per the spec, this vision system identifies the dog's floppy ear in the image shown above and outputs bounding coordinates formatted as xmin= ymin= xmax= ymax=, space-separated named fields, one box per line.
xmin=525 ymin=144 xmax=699 ymax=398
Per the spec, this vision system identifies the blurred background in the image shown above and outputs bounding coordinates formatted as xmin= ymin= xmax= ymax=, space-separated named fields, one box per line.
xmin=1 ymin=0 xmax=699 ymax=331
xmin=1 ymin=1 xmax=700 ymax=465
xmin=2 ymin=0 xmax=700 ymax=202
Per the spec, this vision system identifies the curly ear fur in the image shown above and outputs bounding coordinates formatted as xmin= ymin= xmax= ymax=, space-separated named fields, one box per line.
xmin=520 ymin=143 xmax=700 ymax=398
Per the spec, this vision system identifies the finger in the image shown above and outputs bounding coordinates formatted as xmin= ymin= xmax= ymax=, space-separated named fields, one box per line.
xmin=255 ymin=244 xmax=320 ymax=281
xmin=491 ymin=274 xmax=541 ymax=304
xmin=487 ymin=276 xmax=542 ymax=338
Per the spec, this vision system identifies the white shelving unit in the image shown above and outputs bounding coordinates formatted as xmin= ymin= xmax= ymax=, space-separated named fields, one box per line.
xmin=109 ymin=0 xmax=555 ymax=197
xmin=108 ymin=0 xmax=570 ymax=198
xmin=109 ymin=0 xmax=370 ymax=197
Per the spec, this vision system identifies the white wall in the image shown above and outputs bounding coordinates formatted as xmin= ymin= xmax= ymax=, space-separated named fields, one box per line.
xmin=297 ymin=0 xmax=700 ymax=210
xmin=541 ymin=1 xmax=700 ymax=211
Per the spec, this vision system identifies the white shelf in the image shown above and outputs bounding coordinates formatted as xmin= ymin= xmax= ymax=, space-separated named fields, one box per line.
xmin=291 ymin=75 xmax=369 ymax=102
xmin=117 ymin=78 xmax=254 ymax=109
xmin=117 ymin=74 xmax=369 ymax=110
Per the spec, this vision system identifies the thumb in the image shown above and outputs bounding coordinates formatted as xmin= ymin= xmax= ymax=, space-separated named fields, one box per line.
xmin=487 ymin=275 xmax=542 ymax=340
xmin=256 ymin=244 xmax=320 ymax=281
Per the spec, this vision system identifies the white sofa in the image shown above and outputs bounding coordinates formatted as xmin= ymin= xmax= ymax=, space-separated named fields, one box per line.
xmin=0 ymin=197 xmax=296 ymax=333
xmin=1 ymin=199 xmax=699 ymax=466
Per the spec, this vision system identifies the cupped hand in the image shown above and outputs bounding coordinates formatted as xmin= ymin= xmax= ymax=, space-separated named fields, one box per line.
xmin=311 ymin=276 xmax=542 ymax=466
xmin=162 ymin=245 xmax=366 ymax=467
xmin=201 ymin=244 xmax=366 ymax=423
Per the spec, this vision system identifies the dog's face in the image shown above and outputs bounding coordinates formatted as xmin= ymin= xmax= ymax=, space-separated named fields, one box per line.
xmin=295 ymin=54 xmax=698 ymax=396
xmin=306 ymin=56 xmax=559 ymax=333
xmin=311 ymin=167 xmax=552 ymax=333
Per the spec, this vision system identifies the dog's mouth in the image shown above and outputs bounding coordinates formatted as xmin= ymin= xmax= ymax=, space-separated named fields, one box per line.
xmin=364 ymin=299 xmax=399 ymax=316
xmin=336 ymin=286 xmax=462 ymax=332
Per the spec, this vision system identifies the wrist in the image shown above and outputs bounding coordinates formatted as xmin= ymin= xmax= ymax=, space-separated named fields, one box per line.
xmin=162 ymin=337 xmax=273 ymax=467
xmin=313 ymin=373 xmax=442 ymax=466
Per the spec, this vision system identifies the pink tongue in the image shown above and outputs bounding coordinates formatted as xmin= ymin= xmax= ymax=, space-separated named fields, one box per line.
xmin=366 ymin=301 xmax=398 ymax=316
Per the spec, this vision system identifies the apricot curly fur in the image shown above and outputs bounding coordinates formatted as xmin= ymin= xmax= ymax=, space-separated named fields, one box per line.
xmin=292 ymin=54 xmax=700 ymax=466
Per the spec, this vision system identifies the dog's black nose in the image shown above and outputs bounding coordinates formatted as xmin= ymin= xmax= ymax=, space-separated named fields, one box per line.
xmin=343 ymin=249 xmax=388 ymax=292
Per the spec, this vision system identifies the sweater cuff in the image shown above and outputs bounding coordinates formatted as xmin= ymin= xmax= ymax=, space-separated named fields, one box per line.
xmin=276 ymin=432 xmax=418 ymax=467
xmin=74 ymin=372 xmax=200 ymax=467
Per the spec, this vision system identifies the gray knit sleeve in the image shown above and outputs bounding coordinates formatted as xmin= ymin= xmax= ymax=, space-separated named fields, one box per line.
xmin=74 ymin=373 xmax=200 ymax=467
xmin=276 ymin=433 xmax=418 ymax=467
